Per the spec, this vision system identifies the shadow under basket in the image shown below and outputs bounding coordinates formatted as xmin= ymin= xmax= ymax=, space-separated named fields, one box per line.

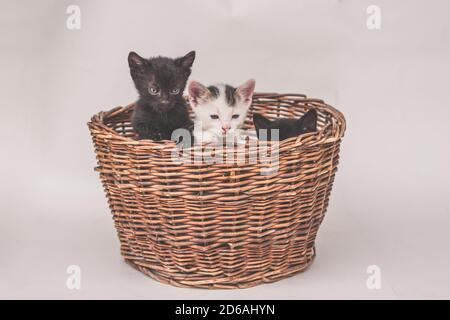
xmin=88 ymin=93 xmax=346 ymax=289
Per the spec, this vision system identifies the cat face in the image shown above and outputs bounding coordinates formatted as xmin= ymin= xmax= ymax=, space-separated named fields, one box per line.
xmin=188 ymin=80 xmax=255 ymax=138
xmin=253 ymin=109 xmax=317 ymax=141
xmin=128 ymin=51 xmax=195 ymax=112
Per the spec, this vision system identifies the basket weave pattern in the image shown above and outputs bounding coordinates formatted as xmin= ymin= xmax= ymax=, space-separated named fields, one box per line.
xmin=88 ymin=93 xmax=346 ymax=289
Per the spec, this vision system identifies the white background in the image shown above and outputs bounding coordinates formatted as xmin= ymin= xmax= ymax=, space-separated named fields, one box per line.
xmin=1 ymin=0 xmax=449 ymax=299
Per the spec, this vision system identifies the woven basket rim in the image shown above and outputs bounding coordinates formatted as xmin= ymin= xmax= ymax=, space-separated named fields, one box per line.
xmin=88 ymin=92 xmax=346 ymax=149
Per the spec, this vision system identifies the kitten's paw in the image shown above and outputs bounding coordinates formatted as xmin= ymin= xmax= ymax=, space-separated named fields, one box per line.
xmin=194 ymin=131 xmax=218 ymax=145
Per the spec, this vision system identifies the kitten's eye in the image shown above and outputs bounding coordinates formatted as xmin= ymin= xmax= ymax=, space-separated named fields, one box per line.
xmin=149 ymin=86 xmax=159 ymax=95
xmin=232 ymin=114 xmax=240 ymax=119
xmin=170 ymin=88 xmax=180 ymax=95
xmin=210 ymin=115 xmax=219 ymax=120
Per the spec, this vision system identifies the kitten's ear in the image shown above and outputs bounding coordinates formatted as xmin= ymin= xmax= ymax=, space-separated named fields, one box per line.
xmin=188 ymin=80 xmax=208 ymax=106
xmin=236 ymin=79 xmax=256 ymax=105
xmin=298 ymin=109 xmax=318 ymax=133
xmin=253 ymin=113 xmax=272 ymax=129
xmin=128 ymin=51 xmax=146 ymax=69
xmin=176 ymin=51 xmax=196 ymax=69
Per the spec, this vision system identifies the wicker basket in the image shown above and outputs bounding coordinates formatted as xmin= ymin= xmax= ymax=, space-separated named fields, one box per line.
xmin=88 ymin=93 xmax=346 ymax=289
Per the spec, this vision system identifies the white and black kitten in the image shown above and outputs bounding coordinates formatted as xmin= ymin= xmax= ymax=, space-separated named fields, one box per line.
xmin=253 ymin=109 xmax=317 ymax=141
xmin=188 ymin=80 xmax=255 ymax=144
xmin=128 ymin=51 xmax=195 ymax=140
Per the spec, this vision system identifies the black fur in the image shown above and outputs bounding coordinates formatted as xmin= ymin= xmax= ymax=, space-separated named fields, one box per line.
xmin=128 ymin=51 xmax=195 ymax=140
xmin=225 ymin=85 xmax=236 ymax=106
xmin=207 ymin=85 xmax=220 ymax=98
xmin=253 ymin=109 xmax=318 ymax=141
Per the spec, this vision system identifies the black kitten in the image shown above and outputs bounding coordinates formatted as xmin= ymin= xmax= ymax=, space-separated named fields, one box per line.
xmin=253 ymin=109 xmax=318 ymax=141
xmin=129 ymin=51 xmax=195 ymax=140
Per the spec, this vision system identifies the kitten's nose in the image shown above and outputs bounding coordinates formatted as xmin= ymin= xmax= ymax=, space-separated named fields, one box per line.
xmin=160 ymin=93 xmax=169 ymax=104
xmin=221 ymin=124 xmax=231 ymax=133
